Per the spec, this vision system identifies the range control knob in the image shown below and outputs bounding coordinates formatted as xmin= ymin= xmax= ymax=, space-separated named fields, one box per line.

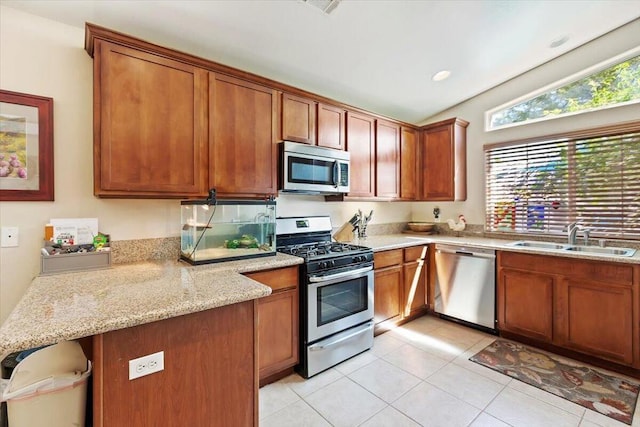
xmin=319 ymin=261 xmax=328 ymax=269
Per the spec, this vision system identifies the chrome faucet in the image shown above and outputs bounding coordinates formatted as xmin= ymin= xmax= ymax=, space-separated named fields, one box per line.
xmin=567 ymin=222 xmax=580 ymax=245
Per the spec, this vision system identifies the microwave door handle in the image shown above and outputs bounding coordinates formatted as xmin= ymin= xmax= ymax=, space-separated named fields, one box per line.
xmin=333 ymin=161 xmax=339 ymax=188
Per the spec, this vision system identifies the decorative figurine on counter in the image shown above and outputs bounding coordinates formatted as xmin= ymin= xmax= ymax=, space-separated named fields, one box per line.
xmin=447 ymin=214 xmax=467 ymax=231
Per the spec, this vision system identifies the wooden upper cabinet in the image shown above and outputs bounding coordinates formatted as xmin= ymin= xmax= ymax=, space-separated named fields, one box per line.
xmin=281 ymin=93 xmax=316 ymax=145
xmin=400 ymin=127 xmax=418 ymax=200
xmin=346 ymin=112 xmax=376 ymax=198
xmin=419 ymin=117 xmax=468 ymax=201
xmin=209 ymin=73 xmax=279 ymax=197
xmin=375 ymin=119 xmax=400 ymax=199
xmin=93 ymin=40 xmax=208 ymax=197
xmin=317 ymin=103 xmax=346 ymax=150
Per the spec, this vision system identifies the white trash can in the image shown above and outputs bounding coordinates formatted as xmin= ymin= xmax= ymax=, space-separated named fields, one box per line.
xmin=0 ymin=341 xmax=91 ymax=427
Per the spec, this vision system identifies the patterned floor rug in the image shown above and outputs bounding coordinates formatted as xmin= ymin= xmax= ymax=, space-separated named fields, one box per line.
xmin=470 ymin=339 xmax=640 ymax=425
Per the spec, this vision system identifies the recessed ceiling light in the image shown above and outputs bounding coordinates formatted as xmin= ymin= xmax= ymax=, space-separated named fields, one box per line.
xmin=549 ymin=35 xmax=569 ymax=48
xmin=432 ymin=70 xmax=451 ymax=82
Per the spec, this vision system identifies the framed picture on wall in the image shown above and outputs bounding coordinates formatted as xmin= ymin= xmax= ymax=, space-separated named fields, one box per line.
xmin=0 ymin=89 xmax=54 ymax=201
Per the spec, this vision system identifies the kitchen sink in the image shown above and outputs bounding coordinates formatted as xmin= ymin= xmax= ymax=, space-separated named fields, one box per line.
xmin=507 ymin=240 xmax=637 ymax=257
xmin=507 ymin=241 xmax=568 ymax=250
xmin=564 ymin=246 xmax=637 ymax=257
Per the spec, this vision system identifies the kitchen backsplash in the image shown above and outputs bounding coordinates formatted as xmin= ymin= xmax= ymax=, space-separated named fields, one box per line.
xmin=110 ymin=237 xmax=180 ymax=264
xmin=108 ymin=222 xmax=638 ymax=264
xmin=111 ymin=222 xmax=410 ymax=264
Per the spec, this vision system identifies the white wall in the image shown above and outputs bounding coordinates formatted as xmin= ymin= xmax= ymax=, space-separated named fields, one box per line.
xmin=2 ymin=7 xmax=637 ymax=323
xmin=412 ymin=18 xmax=640 ymax=226
xmin=0 ymin=6 xmax=411 ymax=323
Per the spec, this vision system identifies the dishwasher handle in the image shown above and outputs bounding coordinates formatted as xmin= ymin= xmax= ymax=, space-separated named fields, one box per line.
xmin=436 ymin=245 xmax=496 ymax=259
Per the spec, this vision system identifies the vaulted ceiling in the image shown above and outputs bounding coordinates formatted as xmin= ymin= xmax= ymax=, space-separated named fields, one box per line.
xmin=3 ymin=0 xmax=640 ymax=123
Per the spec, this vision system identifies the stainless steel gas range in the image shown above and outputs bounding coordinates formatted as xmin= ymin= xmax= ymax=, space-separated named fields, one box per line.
xmin=276 ymin=216 xmax=374 ymax=378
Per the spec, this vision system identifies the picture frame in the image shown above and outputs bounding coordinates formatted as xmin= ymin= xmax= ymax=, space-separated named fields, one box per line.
xmin=0 ymin=89 xmax=54 ymax=201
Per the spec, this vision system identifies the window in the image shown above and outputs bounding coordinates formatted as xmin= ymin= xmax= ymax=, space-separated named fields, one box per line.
xmin=484 ymin=123 xmax=640 ymax=240
xmin=486 ymin=48 xmax=640 ymax=131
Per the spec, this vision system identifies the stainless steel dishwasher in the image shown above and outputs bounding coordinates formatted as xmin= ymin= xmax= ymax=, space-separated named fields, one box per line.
xmin=434 ymin=244 xmax=496 ymax=332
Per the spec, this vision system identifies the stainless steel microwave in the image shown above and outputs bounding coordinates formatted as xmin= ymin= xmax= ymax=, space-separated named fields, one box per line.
xmin=280 ymin=141 xmax=350 ymax=195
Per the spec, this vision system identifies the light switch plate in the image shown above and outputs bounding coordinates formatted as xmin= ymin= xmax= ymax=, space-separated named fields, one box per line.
xmin=1 ymin=227 xmax=19 ymax=247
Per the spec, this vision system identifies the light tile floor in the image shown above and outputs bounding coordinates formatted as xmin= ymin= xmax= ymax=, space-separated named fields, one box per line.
xmin=259 ymin=315 xmax=640 ymax=427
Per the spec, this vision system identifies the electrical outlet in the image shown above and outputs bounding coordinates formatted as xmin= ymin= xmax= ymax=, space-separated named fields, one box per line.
xmin=1 ymin=227 xmax=19 ymax=247
xmin=129 ymin=351 xmax=164 ymax=380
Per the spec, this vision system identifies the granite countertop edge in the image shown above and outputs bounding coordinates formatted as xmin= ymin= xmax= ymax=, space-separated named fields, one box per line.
xmin=0 ymin=253 xmax=303 ymax=360
xmin=357 ymin=234 xmax=640 ymax=264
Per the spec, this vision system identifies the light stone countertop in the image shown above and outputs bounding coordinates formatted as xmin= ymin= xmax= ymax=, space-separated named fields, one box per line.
xmin=0 ymin=253 xmax=302 ymax=360
xmin=353 ymin=234 xmax=640 ymax=264
xmin=2 ymin=233 xmax=637 ymax=360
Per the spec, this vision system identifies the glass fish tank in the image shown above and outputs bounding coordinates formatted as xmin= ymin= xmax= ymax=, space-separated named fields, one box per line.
xmin=180 ymin=199 xmax=276 ymax=265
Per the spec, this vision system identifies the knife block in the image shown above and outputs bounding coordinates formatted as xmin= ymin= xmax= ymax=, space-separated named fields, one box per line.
xmin=332 ymin=222 xmax=354 ymax=242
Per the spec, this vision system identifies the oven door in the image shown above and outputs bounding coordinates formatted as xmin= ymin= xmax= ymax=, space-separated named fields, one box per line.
xmin=307 ymin=266 xmax=374 ymax=343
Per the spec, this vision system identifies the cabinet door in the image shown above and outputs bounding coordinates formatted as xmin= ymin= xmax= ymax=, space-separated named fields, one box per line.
xmin=421 ymin=125 xmax=453 ymax=200
xmin=402 ymin=245 xmax=428 ymax=317
xmin=403 ymin=260 xmax=426 ymax=318
xmin=95 ymin=40 xmax=208 ymax=197
xmin=282 ymin=93 xmax=316 ymax=145
xmin=245 ymin=266 xmax=298 ymax=385
xmin=346 ymin=112 xmax=376 ymax=197
xmin=374 ymin=265 xmax=403 ymax=324
xmin=317 ymin=103 xmax=346 ymax=150
xmin=257 ymin=289 xmax=299 ymax=383
xmin=376 ymin=119 xmax=400 ymax=199
xmin=420 ymin=118 xmax=468 ymax=201
xmin=557 ymin=279 xmax=633 ymax=365
xmin=497 ymin=268 xmax=554 ymax=342
xmin=400 ymin=127 xmax=418 ymax=200
xmin=209 ymin=73 xmax=278 ymax=197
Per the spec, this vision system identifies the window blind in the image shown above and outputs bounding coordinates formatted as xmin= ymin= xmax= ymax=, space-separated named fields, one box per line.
xmin=485 ymin=127 xmax=640 ymax=240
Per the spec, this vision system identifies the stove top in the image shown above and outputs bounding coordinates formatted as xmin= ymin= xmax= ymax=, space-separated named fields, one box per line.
xmin=275 ymin=216 xmax=373 ymax=269
xmin=278 ymin=242 xmax=370 ymax=260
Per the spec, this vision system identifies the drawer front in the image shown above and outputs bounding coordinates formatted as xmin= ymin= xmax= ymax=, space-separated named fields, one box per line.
xmin=245 ymin=266 xmax=299 ymax=292
xmin=404 ymin=245 xmax=427 ymax=262
xmin=374 ymin=249 xmax=403 ymax=269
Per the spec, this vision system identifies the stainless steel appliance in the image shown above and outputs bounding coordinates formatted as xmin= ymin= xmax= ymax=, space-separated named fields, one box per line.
xmin=434 ymin=244 xmax=497 ymax=332
xmin=280 ymin=141 xmax=350 ymax=194
xmin=276 ymin=216 xmax=374 ymax=378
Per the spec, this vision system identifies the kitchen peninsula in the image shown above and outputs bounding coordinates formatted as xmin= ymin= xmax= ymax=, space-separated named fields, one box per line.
xmin=0 ymin=253 xmax=302 ymax=426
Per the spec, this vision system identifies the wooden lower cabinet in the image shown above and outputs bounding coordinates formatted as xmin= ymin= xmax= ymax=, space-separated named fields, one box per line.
xmin=374 ymin=246 xmax=428 ymax=331
xmin=245 ymin=266 xmax=299 ymax=386
xmin=402 ymin=245 xmax=427 ymax=318
xmin=92 ymin=301 xmax=257 ymax=427
xmin=498 ymin=268 xmax=554 ymax=343
xmin=374 ymin=264 xmax=403 ymax=324
xmin=557 ymin=279 xmax=634 ymax=365
xmin=497 ymin=251 xmax=639 ymax=371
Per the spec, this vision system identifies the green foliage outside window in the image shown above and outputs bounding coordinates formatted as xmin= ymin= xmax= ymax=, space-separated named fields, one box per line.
xmin=490 ymin=56 xmax=640 ymax=129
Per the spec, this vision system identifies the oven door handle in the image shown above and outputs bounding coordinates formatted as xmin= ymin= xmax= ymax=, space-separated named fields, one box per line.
xmin=309 ymin=322 xmax=373 ymax=351
xmin=308 ymin=266 xmax=373 ymax=283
